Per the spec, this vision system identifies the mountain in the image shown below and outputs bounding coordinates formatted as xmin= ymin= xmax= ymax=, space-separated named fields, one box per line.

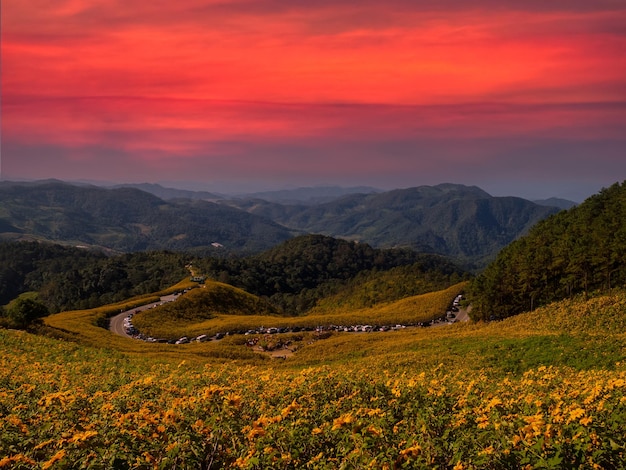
xmin=469 ymin=181 xmax=626 ymax=321
xmin=195 ymin=234 xmax=466 ymax=314
xmin=533 ymin=197 xmax=578 ymax=210
xmin=224 ymin=183 xmax=560 ymax=269
xmin=233 ymin=185 xmax=381 ymax=205
xmin=0 ymin=181 xmax=293 ymax=253
xmin=110 ymin=183 xmax=222 ymax=201
xmin=107 ymin=182 xmax=379 ymax=204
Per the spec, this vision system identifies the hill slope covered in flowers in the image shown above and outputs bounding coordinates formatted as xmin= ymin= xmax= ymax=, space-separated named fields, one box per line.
xmin=2 ymin=289 xmax=626 ymax=468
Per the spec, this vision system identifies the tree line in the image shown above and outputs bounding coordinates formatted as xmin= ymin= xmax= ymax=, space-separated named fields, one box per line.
xmin=0 ymin=235 xmax=467 ymax=327
xmin=469 ymin=181 xmax=626 ymax=321
xmin=195 ymin=235 xmax=467 ymax=314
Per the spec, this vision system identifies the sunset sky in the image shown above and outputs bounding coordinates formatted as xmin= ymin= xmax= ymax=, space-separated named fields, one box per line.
xmin=2 ymin=0 xmax=625 ymax=200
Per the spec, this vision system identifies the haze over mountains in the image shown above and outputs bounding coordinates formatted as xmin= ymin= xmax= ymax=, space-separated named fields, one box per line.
xmin=0 ymin=180 xmax=294 ymax=254
xmin=0 ymin=180 xmax=568 ymax=268
xmin=225 ymin=184 xmax=561 ymax=268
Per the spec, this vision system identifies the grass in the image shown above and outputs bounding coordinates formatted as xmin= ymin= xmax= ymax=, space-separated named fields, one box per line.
xmin=10 ymin=280 xmax=626 ymax=468
xmin=129 ymin=281 xmax=466 ymax=339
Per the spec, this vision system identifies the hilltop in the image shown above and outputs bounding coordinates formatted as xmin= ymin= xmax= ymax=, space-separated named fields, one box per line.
xmin=195 ymin=234 xmax=466 ymax=314
xmin=470 ymin=181 xmax=626 ymax=320
xmin=0 ymin=180 xmax=564 ymax=269
xmin=0 ymin=180 xmax=294 ymax=253
xmin=224 ymin=183 xmax=560 ymax=269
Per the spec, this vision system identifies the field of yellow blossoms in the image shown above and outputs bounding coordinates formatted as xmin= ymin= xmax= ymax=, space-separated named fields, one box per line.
xmin=2 ymin=290 xmax=626 ymax=468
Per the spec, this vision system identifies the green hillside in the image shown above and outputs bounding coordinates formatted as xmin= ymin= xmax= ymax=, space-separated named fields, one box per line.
xmin=0 ymin=235 xmax=465 ymax=329
xmin=0 ymin=180 xmax=293 ymax=253
xmin=131 ymin=281 xmax=279 ymax=338
xmin=470 ymin=181 xmax=626 ymax=321
xmin=197 ymin=234 xmax=466 ymax=314
xmin=226 ymin=183 xmax=560 ymax=269
xmin=3 ymin=286 xmax=626 ymax=468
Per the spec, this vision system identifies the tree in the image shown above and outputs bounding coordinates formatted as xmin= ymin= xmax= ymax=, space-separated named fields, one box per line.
xmin=4 ymin=295 xmax=49 ymax=329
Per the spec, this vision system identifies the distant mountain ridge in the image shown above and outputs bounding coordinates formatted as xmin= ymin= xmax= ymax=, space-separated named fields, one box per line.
xmin=0 ymin=180 xmax=563 ymax=267
xmin=532 ymin=197 xmax=578 ymax=210
xmin=224 ymin=183 xmax=561 ymax=268
xmin=0 ymin=181 xmax=293 ymax=253
xmin=110 ymin=183 xmax=222 ymax=201
xmin=233 ymin=185 xmax=381 ymax=205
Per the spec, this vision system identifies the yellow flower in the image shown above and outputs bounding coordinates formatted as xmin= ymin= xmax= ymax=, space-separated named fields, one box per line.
xmin=69 ymin=430 xmax=98 ymax=443
xmin=580 ymin=416 xmax=593 ymax=426
xmin=164 ymin=409 xmax=178 ymax=423
xmin=202 ymin=385 xmax=224 ymax=398
xmin=476 ymin=414 xmax=489 ymax=429
xmin=399 ymin=445 xmax=421 ymax=459
xmin=42 ymin=450 xmax=66 ymax=470
xmin=568 ymin=407 xmax=585 ymax=423
xmin=0 ymin=455 xmax=36 ymax=468
xmin=281 ymin=399 xmax=300 ymax=418
xmin=312 ymin=427 xmax=323 ymax=435
xmin=332 ymin=413 xmax=355 ymax=430
xmin=224 ymin=393 xmax=243 ymax=409
xmin=485 ymin=397 xmax=502 ymax=411
xmin=247 ymin=427 xmax=266 ymax=439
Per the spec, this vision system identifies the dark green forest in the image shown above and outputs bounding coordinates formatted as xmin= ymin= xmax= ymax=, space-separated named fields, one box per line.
xmin=469 ymin=181 xmax=626 ymax=321
xmin=196 ymin=235 xmax=467 ymax=314
xmin=0 ymin=180 xmax=294 ymax=253
xmin=0 ymin=235 xmax=466 ymax=324
xmin=0 ymin=242 xmax=189 ymax=313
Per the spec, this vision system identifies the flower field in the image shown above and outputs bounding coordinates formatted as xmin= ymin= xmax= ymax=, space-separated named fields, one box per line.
xmin=3 ymin=291 xmax=626 ymax=468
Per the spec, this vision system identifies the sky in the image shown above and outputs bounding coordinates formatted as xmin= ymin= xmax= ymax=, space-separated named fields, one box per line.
xmin=2 ymin=1 xmax=625 ymax=201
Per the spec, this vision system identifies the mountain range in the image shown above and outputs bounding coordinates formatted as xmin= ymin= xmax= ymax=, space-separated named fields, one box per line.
xmin=0 ymin=180 xmax=565 ymax=267
xmin=223 ymin=183 xmax=561 ymax=268
xmin=0 ymin=180 xmax=294 ymax=254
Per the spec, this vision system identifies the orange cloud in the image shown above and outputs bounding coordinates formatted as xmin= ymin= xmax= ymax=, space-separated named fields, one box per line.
xmin=2 ymin=0 xmax=625 ymax=196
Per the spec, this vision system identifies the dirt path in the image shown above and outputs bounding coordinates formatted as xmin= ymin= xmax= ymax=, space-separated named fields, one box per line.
xmin=455 ymin=305 xmax=472 ymax=322
xmin=252 ymin=346 xmax=295 ymax=359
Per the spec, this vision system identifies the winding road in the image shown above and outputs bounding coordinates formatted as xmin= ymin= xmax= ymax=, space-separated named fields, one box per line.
xmin=108 ymin=289 xmax=471 ymax=343
xmin=109 ymin=293 xmax=180 ymax=338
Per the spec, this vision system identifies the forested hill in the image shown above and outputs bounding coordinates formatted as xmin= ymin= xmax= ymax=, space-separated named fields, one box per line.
xmin=0 ymin=241 xmax=190 ymax=313
xmin=196 ymin=234 xmax=467 ymax=314
xmin=0 ymin=235 xmax=465 ymax=322
xmin=0 ymin=181 xmax=293 ymax=253
xmin=469 ymin=181 xmax=626 ymax=321
xmin=224 ymin=183 xmax=560 ymax=269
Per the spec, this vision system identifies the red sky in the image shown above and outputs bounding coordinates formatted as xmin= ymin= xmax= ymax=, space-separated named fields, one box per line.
xmin=2 ymin=0 xmax=625 ymax=200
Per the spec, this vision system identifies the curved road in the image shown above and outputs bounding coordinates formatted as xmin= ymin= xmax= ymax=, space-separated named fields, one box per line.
xmin=454 ymin=305 xmax=471 ymax=322
xmin=109 ymin=292 xmax=471 ymax=344
xmin=109 ymin=293 xmax=180 ymax=338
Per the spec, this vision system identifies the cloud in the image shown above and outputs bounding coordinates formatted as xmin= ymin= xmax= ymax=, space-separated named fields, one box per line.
xmin=2 ymin=0 xmax=625 ymax=199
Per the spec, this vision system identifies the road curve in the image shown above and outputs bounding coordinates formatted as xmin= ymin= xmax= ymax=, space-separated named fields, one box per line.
xmin=108 ymin=292 xmax=471 ymax=341
xmin=454 ymin=305 xmax=471 ymax=323
xmin=109 ymin=294 xmax=180 ymax=338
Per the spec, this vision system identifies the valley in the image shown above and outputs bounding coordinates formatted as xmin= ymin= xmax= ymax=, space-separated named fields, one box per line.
xmin=1 ymin=180 xmax=625 ymax=468
xmin=108 ymin=286 xmax=470 ymax=346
